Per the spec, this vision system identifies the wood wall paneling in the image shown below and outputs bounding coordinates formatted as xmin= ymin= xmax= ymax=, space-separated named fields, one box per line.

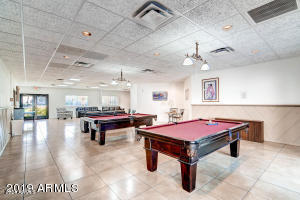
xmin=192 ymin=105 xmax=300 ymax=146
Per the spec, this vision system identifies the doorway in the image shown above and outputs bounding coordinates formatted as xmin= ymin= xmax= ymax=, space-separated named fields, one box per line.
xmin=20 ymin=94 xmax=49 ymax=120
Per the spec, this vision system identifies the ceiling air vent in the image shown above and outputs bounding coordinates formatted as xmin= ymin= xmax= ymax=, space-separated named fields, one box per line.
xmin=210 ymin=47 xmax=234 ymax=56
xmin=248 ymin=0 xmax=298 ymax=23
xmin=142 ymin=68 xmax=155 ymax=73
xmin=73 ymin=61 xmax=93 ymax=68
xmin=133 ymin=1 xmax=174 ymax=30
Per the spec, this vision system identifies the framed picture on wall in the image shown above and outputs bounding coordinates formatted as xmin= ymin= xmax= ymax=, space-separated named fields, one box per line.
xmin=202 ymin=77 xmax=219 ymax=102
xmin=152 ymin=91 xmax=168 ymax=101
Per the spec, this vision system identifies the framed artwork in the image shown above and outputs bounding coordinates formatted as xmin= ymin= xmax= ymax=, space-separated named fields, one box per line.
xmin=202 ymin=77 xmax=219 ymax=102
xmin=185 ymin=89 xmax=189 ymax=100
xmin=152 ymin=91 xmax=168 ymax=101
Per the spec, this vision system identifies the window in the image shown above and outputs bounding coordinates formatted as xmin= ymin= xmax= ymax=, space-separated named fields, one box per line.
xmin=102 ymin=96 xmax=119 ymax=106
xmin=65 ymin=95 xmax=88 ymax=106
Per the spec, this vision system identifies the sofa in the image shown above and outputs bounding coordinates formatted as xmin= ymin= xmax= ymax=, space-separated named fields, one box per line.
xmin=57 ymin=108 xmax=73 ymax=119
xmin=76 ymin=106 xmax=126 ymax=118
xmin=76 ymin=107 xmax=99 ymax=118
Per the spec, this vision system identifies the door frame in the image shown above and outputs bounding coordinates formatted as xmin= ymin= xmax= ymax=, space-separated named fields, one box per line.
xmin=20 ymin=93 xmax=49 ymax=120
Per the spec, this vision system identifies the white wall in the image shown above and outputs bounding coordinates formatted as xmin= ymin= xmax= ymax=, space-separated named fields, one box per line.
xmin=0 ymin=59 xmax=15 ymax=156
xmin=130 ymin=82 xmax=184 ymax=122
xmin=190 ymin=56 xmax=300 ymax=105
xmin=19 ymin=86 xmax=130 ymax=118
xmin=0 ymin=59 xmax=15 ymax=107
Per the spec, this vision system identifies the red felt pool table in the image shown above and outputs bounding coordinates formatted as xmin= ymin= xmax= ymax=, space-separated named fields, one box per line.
xmin=82 ymin=114 xmax=157 ymax=145
xmin=136 ymin=118 xmax=248 ymax=192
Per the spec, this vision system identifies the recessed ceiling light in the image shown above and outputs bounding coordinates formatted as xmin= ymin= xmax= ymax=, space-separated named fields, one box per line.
xmin=63 ymin=82 xmax=74 ymax=85
xmin=99 ymin=83 xmax=108 ymax=87
xmin=82 ymin=31 xmax=92 ymax=36
xmin=252 ymin=49 xmax=259 ymax=54
xmin=223 ymin=25 xmax=232 ymax=31
xmin=90 ymin=86 xmax=99 ymax=89
xmin=57 ymin=84 xmax=67 ymax=87
xmin=154 ymin=52 xmax=160 ymax=56
xmin=63 ymin=55 xmax=69 ymax=59
xmin=69 ymin=78 xmax=80 ymax=81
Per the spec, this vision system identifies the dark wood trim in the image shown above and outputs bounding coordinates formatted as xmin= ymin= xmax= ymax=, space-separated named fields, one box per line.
xmin=215 ymin=118 xmax=264 ymax=143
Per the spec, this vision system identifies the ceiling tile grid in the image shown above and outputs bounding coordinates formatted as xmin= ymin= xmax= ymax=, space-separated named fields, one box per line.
xmin=184 ymin=0 xmax=239 ymax=28
xmin=0 ymin=31 xmax=22 ymax=44
xmin=0 ymin=18 xmax=21 ymax=35
xmin=23 ymin=6 xmax=72 ymax=34
xmin=111 ymin=19 xmax=152 ymax=41
xmin=0 ymin=0 xmax=20 ymax=22
xmin=23 ymin=0 xmax=84 ymax=20
xmin=75 ymin=1 xmax=124 ymax=32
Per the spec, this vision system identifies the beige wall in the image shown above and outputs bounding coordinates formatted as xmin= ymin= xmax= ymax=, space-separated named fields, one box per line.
xmin=192 ymin=105 xmax=300 ymax=146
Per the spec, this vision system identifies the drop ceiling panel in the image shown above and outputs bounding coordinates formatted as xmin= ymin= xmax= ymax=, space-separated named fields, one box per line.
xmin=0 ymin=32 xmax=22 ymax=44
xmin=23 ymin=0 xmax=84 ymax=20
xmin=125 ymin=35 xmax=166 ymax=54
xmin=276 ymin=44 xmax=300 ymax=58
xmin=159 ymin=0 xmax=208 ymax=14
xmin=264 ymin=27 xmax=300 ymax=50
xmin=221 ymin=29 xmax=266 ymax=51
xmin=254 ymin=11 xmax=300 ymax=37
xmin=75 ymin=1 xmax=124 ymax=31
xmin=0 ymin=41 xmax=22 ymax=52
xmin=56 ymin=45 xmax=86 ymax=56
xmin=23 ymin=6 xmax=72 ymax=34
xmin=184 ymin=0 xmax=238 ymax=27
xmin=62 ymin=36 xmax=95 ymax=50
xmin=111 ymin=19 xmax=152 ymax=41
xmin=88 ymin=0 xmax=145 ymax=18
xmin=92 ymin=44 xmax=119 ymax=56
xmin=147 ymin=17 xmax=199 ymax=46
xmin=0 ymin=49 xmax=22 ymax=57
xmin=0 ymin=0 xmax=20 ymax=22
xmin=177 ymin=30 xmax=216 ymax=47
xmin=100 ymin=33 xmax=134 ymax=49
xmin=24 ymin=25 xmax=63 ymax=43
xmin=25 ymin=37 xmax=57 ymax=52
xmin=26 ymin=46 xmax=53 ymax=57
xmin=0 ymin=18 xmax=21 ymax=35
xmin=205 ymin=14 xmax=251 ymax=38
xmin=231 ymin=0 xmax=274 ymax=12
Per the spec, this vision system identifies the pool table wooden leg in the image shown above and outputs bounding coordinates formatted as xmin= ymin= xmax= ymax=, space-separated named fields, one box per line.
xmin=90 ymin=128 xmax=96 ymax=140
xmin=230 ymin=139 xmax=240 ymax=157
xmin=146 ymin=149 xmax=158 ymax=172
xmin=83 ymin=121 xmax=89 ymax=133
xmin=180 ymin=162 xmax=197 ymax=192
xmin=98 ymin=131 xmax=106 ymax=145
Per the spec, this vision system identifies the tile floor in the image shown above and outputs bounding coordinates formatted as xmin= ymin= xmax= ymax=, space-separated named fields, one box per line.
xmin=0 ymin=119 xmax=300 ymax=200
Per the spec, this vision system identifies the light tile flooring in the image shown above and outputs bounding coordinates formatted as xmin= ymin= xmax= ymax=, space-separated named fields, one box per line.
xmin=1 ymin=119 xmax=300 ymax=200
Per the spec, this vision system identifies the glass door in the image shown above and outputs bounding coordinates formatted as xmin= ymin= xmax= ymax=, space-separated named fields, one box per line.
xmin=36 ymin=95 xmax=48 ymax=119
xmin=21 ymin=94 xmax=34 ymax=120
xmin=20 ymin=94 xmax=49 ymax=120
